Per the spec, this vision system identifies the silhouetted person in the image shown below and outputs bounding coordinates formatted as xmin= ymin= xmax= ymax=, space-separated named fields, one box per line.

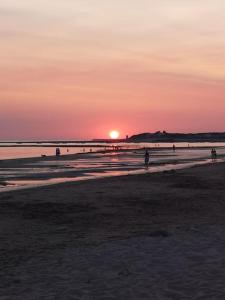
xmin=173 ymin=144 xmax=176 ymax=152
xmin=144 ymin=149 xmax=150 ymax=166
xmin=211 ymin=148 xmax=217 ymax=161
xmin=56 ymin=148 xmax=61 ymax=156
xmin=211 ymin=148 xmax=214 ymax=161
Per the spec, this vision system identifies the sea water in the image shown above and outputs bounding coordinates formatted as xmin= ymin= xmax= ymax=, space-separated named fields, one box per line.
xmin=1 ymin=141 xmax=225 ymax=160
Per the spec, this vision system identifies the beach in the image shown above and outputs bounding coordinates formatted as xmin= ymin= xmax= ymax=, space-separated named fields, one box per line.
xmin=1 ymin=161 xmax=225 ymax=299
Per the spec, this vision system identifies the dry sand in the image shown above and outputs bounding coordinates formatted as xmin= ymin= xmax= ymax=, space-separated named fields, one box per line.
xmin=1 ymin=162 xmax=225 ymax=299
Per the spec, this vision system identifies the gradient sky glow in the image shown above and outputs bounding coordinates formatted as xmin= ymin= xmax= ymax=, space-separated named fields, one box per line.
xmin=1 ymin=0 xmax=225 ymax=139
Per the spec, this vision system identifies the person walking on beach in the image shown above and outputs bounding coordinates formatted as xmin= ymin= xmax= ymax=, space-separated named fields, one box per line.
xmin=144 ymin=149 xmax=150 ymax=166
xmin=56 ymin=148 xmax=61 ymax=157
xmin=211 ymin=148 xmax=217 ymax=161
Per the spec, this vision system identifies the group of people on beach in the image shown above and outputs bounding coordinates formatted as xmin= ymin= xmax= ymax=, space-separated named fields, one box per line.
xmin=54 ymin=145 xmax=218 ymax=166
xmin=144 ymin=146 xmax=218 ymax=167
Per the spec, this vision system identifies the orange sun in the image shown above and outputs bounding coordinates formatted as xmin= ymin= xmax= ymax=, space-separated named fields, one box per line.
xmin=109 ymin=130 xmax=120 ymax=139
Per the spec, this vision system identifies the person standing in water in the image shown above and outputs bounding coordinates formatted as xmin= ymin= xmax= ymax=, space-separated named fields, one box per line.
xmin=211 ymin=148 xmax=217 ymax=161
xmin=56 ymin=148 xmax=61 ymax=156
xmin=211 ymin=148 xmax=214 ymax=161
xmin=144 ymin=149 xmax=150 ymax=166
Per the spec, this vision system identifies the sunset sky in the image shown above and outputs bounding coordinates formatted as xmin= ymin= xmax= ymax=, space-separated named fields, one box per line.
xmin=1 ymin=0 xmax=225 ymax=139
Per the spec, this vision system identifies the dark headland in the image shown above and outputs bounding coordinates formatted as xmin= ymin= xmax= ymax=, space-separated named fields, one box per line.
xmin=128 ymin=131 xmax=225 ymax=142
xmin=92 ymin=131 xmax=225 ymax=143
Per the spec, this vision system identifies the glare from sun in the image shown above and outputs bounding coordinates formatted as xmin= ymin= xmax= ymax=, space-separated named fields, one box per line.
xmin=109 ymin=130 xmax=120 ymax=139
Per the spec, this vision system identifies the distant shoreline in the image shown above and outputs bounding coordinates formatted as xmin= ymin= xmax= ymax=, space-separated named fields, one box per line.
xmin=2 ymin=131 xmax=225 ymax=144
xmin=1 ymin=140 xmax=225 ymax=148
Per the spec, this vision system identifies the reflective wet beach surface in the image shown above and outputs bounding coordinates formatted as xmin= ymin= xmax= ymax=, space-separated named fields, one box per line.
xmin=1 ymin=141 xmax=225 ymax=159
xmin=0 ymin=146 xmax=225 ymax=192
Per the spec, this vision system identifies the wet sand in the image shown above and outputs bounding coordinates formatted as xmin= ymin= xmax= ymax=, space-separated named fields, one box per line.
xmin=1 ymin=148 xmax=222 ymax=192
xmin=1 ymin=162 xmax=225 ymax=299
